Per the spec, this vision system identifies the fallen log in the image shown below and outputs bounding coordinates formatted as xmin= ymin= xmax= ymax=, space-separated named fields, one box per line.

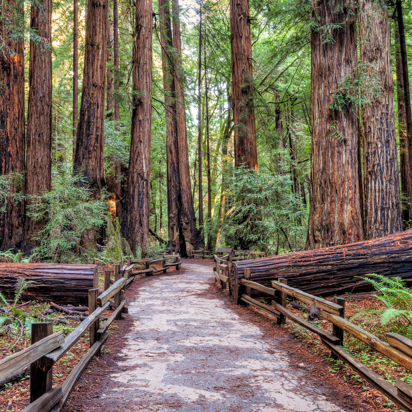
xmin=0 ymin=264 xmax=98 ymax=304
xmin=231 ymin=230 xmax=412 ymax=296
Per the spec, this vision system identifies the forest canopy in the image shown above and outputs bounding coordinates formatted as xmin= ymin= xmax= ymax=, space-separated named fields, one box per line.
xmin=0 ymin=0 xmax=411 ymax=261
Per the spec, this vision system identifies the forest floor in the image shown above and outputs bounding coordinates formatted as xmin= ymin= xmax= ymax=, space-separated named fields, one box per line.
xmin=0 ymin=259 xmax=405 ymax=411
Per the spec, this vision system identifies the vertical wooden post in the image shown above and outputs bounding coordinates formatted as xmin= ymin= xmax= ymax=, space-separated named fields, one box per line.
xmin=275 ymin=278 xmax=287 ymax=325
xmin=30 ymin=323 xmax=53 ymax=403
xmin=244 ymin=268 xmax=251 ymax=297
xmin=88 ymin=289 xmax=99 ymax=348
xmin=104 ymin=270 xmax=111 ymax=291
xmin=114 ymin=268 xmax=123 ymax=320
xmin=331 ymin=297 xmax=345 ymax=359
xmin=162 ymin=259 xmax=167 ymax=273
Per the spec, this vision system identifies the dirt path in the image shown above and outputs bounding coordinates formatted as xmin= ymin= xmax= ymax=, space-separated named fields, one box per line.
xmin=65 ymin=261 xmax=350 ymax=411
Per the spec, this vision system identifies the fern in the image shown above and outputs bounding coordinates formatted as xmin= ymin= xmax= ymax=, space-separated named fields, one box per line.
xmin=14 ymin=278 xmax=36 ymax=305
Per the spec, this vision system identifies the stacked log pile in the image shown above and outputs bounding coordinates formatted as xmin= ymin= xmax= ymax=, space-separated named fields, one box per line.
xmin=0 ymin=263 xmax=98 ymax=304
xmin=233 ymin=230 xmax=412 ymax=296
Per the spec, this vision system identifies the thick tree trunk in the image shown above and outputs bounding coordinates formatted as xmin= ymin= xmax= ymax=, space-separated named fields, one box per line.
xmin=358 ymin=0 xmax=402 ymax=239
xmin=113 ymin=0 xmax=120 ymax=122
xmin=308 ymin=0 xmax=363 ymax=249
xmin=395 ymin=22 xmax=412 ymax=225
xmin=0 ymin=1 xmax=25 ymax=251
xmin=74 ymin=0 xmax=108 ymax=197
xmin=233 ymin=230 xmax=412 ymax=297
xmin=73 ymin=0 xmax=79 ymax=157
xmin=230 ymin=0 xmax=257 ymax=171
xmin=121 ymin=0 xmax=153 ymax=257
xmin=159 ymin=0 xmax=181 ymax=253
xmin=172 ymin=0 xmax=204 ymax=254
xmin=197 ymin=7 xmax=204 ymax=233
xmin=25 ymin=0 xmax=52 ymax=246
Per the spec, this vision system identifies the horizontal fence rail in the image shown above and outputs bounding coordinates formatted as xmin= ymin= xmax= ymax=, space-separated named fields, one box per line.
xmin=213 ymin=256 xmax=412 ymax=412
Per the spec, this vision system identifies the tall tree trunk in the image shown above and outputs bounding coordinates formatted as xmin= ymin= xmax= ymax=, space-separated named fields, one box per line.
xmin=358 ymin=0 xmax=402 ymax=239
xmin=172 ymin=0 xmax=203 ymax=254
xmin=121 ymin=0 xmax=153 ymax=256
xmin=230 ymin=0 xmax=257 ymax=171
xmin=113 ymin=0 xmax=120 ymax=121
xmin=395 ymin=20 xmax=412 ymax=225
xmin=308 ymin=0 xmax=363 ymax=249
xmin=73 ymin=0 xmax=79 ymax=157
xmin=74 ymin=0 xmax=108 ymax=198
xmin=25 ymin=0 xmax=52 ymax=247
xmin=197 ymin=5 xmax=204 ymax=233
xmin=0 ymin=1 xmax=25 ymax=250
xmin=396 ymin=0 xmax=412 ymax=225
xmin=159 ymin=0 xmax=181 ymax=253
xmin=107 ymin=5 xmax=114 ymax=119
xmin=204 ymin=19 xmax=212 ymax=250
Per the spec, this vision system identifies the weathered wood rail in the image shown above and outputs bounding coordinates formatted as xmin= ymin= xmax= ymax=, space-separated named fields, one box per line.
xmin=128 ymin=253 xmax=181 ymax=276
xmin=213 ymin=257 xmax=412 ymax=412
xmin=191 ymin=248 xmax=266 ymax=260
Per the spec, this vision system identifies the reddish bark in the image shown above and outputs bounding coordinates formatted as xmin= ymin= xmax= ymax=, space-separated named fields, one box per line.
xmin=0 ymin=1 xmax=25 ymax=250
xmin=25 ymin=0 xmax=52 ymax=246
xmin=230 ymin=0 xmax=257 ymax=171
xmin=358 ymin=0 xmax=402 ymax=238
xmin=121 ymin=0 xmax=153 ymax=256
xmin=73 ymin=0 xmax=79 ymax=155
xmin=308 ymin=0 xmax=364 ymax=249
xmin=74 ymin=0 xmax=108 ymax=197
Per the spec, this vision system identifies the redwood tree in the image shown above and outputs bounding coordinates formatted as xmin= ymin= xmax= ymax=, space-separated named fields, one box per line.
xmin=172 ymin=0 xmax=203 ymax=254
xmin=159 ymin=0 xmax=181 ymax=251
xmin=358 ymin=0 xmax=402 ymax=238
xmin=121 ymin=0 xmax=153 ymax=256
xmin=25 ymin=0 xmax=52 ymax=245
xmin=307 ymin=0 xmax=363 ymax=249
xmin=0 ymin=0 xmax=25 ymax=250
xmin=74 ymin=0 xmax=108 ymax=197
xmin=73 ymin=0 xmax=79 ymax=155
xmin=230 ymin=0 xmax=257 ymax=171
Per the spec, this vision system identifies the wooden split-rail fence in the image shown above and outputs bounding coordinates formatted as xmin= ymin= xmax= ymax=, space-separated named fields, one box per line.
xmin=214 ymin=255 xmax=412 ymax=412
xmin=190 ymin=248 xmax=266 ymax=260
xmin=0 ymin=253 xmax=182 ymax=411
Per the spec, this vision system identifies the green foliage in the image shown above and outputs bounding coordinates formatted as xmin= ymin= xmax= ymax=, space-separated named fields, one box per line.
xmin=0 ymin=172 xmax=25 ymax=214
xmin=222 ymin=167 xmax=306 ymax=253
xmin=357 ymin=274 xmax=412 ymax=339
xmin=26 ymin=167 xmax=108 ymax=262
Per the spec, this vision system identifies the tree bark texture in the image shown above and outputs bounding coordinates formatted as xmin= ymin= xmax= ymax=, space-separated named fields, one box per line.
xmin=121 ymin=0 xmax=153 ymax=256
xmin=308 ymin=0 xmax=364 ymax=249
xmin=358 ymin=0 xmax=402 ymax=239
xmin=25 ymin=0 xmax=52 ymax=245
xmin=230 ymin=0 xmax=257 ymax=171
xmin=74 ymin=0 xmax=108 ymax=197
xmin=0 ymin=1 xmax=25 ymax=250
xmin=107 ymin=5 xmax=114 ymax=119
xmin=172 ymin=0 xmax=204 ymax=253
xmin=73 ymin=0 xmax=79 ymax=155
xmin=159 ymin=0 xmax=181 ymax=252
xmin=395 ymin=21 xmax=412 ymax=225
xmin=233 ymin=229 xmax=412 ymax=296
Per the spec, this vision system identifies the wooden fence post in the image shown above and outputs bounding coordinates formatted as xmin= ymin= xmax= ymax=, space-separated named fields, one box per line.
xmin=88 ymin=289 xmax=99 ymax=348
xmin=331 ymin=297 xmax=345 ymax=359
xmin=274 ymin=278 xmax=287 ymax=325
xmin=244 ymin=268 xmax=251 ymax=297
xmin=114 ymin=268 xmax=123 ymax=320
xmin=104 ymin=270 xmax=111 ymax=291
xmin=30 ymin=323 xmax=53 ymax=403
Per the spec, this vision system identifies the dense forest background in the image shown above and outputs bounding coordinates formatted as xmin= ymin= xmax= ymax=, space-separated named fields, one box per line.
xmin=1 ymin=0 xmax=411 ymax=262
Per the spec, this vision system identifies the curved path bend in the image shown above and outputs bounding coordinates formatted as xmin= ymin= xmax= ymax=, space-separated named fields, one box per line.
xmin=74 ymin=261 xmax=345 ymax=412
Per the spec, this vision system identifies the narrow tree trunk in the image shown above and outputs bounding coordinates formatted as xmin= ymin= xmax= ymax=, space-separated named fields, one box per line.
xmin=113 ymin=0 xmax=120 ymax=121
xmin=230 ymin=0 xmax=257 ymax=171
xmin=358 ymin=0 xmax=402 ymax=239
xmin=159 ymin=0 xmax=181 ymax=253
xmin=396 ymin=0 xmax=412 ymax=225
xmin=308 ymin=0 xmax=363 ymax=249
xmin=107 ymin=5 xmax=114 ymax=119
xmin=0 ymin=1 xmax=25 ymax=250
xmin=74 ymin=0 xmax=108 ymax=197
xmin=395 ymin=21 xmax=412 ymax=225
xmin=25 ymin=0 xmax=52 ymax=246
xmin=197 ymin=5 xmax=204 ymax=233
xmin=204 ymin=19 xmax=212 ymax=250
xmin=121 ymin=0 xmax=153 ymax=256
xmin=172 ymin=0 xmax=204 ymax=253
xmin=73 ymin=0 xmax=79 ymax=157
